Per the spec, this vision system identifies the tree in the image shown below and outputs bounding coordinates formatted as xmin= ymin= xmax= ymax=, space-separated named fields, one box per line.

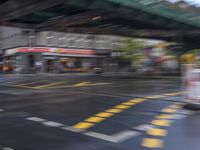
xmin=119 ymin=38 xmax=145 ymax=63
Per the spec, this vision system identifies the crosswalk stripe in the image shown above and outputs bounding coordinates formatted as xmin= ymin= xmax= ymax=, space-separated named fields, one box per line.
xmin=26 ymin=117 xmax=46 ymax=122
xmin=43 ymin=121 xmax=64 ymax=127
xmin=133 ymin=124 xmax=155 ymax=131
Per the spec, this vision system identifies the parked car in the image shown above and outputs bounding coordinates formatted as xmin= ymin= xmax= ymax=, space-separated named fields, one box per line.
xmin=93 ymin=67 xmax=103 ymax=74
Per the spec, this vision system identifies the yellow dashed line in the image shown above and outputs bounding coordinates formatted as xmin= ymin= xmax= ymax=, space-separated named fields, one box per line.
xmin=162 ymin=108 xmax=177 ymax=113
xmin=73 ymin=82 xmax=91 ymax=87
xmin=151 ymin=119 xmax=171 ymax=127
xmin=73 ymin=122 xmax=94 ymax=129
xmin=147 ymin=128 xmax=167 ymax=136
xmin=145 ymin=95 xmax=165 ymax=99
xmin=85 ymin=117 xmax=105 ymax=123
xmin=155 ymin=114 xmax=173 ymax=119
xmin=106 ymin=108 xmax=123 ymax=113
xmin=164 ymin=93 xmax=179 ymax=96
xmin=142 ymin=138 xmax=163 ymax=148
xmin=114 ymin=105 xmax=131 ymax=109
xmin=71 ymin=91 xmax=183 ymax=131
xmin=129 ymin=98 xmax=146 ymax=103
xmin=141 ymin=102 xmax=184 ymax=149
xmin=121 ymin=102 xmax=136 ymax=106
xmin=168 ymin=105 xmax=182 ymax=109
xmin=95 ymin=112 xmax=114 ymax=118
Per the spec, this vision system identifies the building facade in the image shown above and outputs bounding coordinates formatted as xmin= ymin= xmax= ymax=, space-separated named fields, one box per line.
xmin=0 ymin=26 xmax=122 ymax=74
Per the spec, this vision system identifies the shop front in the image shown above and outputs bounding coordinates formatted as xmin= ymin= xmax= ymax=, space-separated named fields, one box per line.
xmin=3 ymin=47 xmax=98 ymax=74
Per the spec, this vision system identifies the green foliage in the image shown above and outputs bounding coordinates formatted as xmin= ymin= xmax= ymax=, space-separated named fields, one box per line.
xmin=119 ymin=38 xmax=145 ymax=62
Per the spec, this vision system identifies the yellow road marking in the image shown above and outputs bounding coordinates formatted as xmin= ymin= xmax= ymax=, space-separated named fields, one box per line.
xmin=106 ymin=109 xmax=123 ymax=113
xmin=155 ymin=114 xmax=173 ymax=119
xmin=73 ymin=122 xmax=94 ymax=129
xmin=17 ymin=80 xmax=47 ymax=86
xmin=121 ymin=102 xmax=136 ymax=106
xmin=151 ymin=119 xmax=170 ymax=126
xmin=147 ymin=128 xmax=167 ymax=136
xmin=72 ymin=82 xmax=111 ymax=87
xmin=168 ymin=105 xmax=182 ymax=109
xmin=142 ymin=138 xmax=163 ymax=148
xmin=73 ymin=82 xmax=91 ymax=87
xmin=162 ymin=108 xmax=177 ymax=113
xmin=145 ymin=95 xmax=165 ymax=99
xmin=84 ymin=83 xmax=111 ymax=86
xmin=71 ymin=91 xmax=182 ymax=130
xmin=95 ymin=112 xmax=114 ymax=118
xmin=114 ymin=105 xmax=131 ymax=109
xmin=47 ymin=82 xmax=112 ymax=89
xmin=129 ymin=98 xmax=146 ymax=103
xmin=35 ymin=81 xmax=68 ymax=88
xmin=85 ymin=117 xmax=105 ymax=123
xmin=164 ymin=93 xmax=179 ymax=96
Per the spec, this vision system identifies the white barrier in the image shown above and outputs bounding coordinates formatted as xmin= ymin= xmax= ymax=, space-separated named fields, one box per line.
xmin=184 ymin=68 xmax=200 ymax=105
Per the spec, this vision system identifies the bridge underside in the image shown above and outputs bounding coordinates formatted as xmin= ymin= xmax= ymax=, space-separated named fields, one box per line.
xmin=0 ymin=0 xmax=200 ymax=48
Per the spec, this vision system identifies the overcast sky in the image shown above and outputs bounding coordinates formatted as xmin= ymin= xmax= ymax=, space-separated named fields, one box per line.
xmin=169 ymin=0 xmax=200 ymax=6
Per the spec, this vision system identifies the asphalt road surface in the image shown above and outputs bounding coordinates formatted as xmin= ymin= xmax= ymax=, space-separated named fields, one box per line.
xmin=0 ymin=74 xmax=199 ymax=150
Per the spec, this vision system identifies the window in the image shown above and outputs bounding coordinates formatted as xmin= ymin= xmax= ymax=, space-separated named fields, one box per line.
xmin=46 ymin=32 xmax=54 ymax=46
xmin=58 ymin=34 xmax=66 ymax=47
xmin=68 ymin=37 xmax=76 ymax=48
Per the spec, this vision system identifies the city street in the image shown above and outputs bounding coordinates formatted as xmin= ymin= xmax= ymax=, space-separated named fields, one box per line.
xmin=0 ymin=0 xmax=200 ymax=150
xmin=0 ymin=74 xmax=199 ymax=150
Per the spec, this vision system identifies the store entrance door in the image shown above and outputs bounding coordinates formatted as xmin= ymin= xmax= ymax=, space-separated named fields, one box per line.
xmin=46 ymin=59 xmax=54 ymax=73
xmin=28 ymin=55 xmax=35 ymax=73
